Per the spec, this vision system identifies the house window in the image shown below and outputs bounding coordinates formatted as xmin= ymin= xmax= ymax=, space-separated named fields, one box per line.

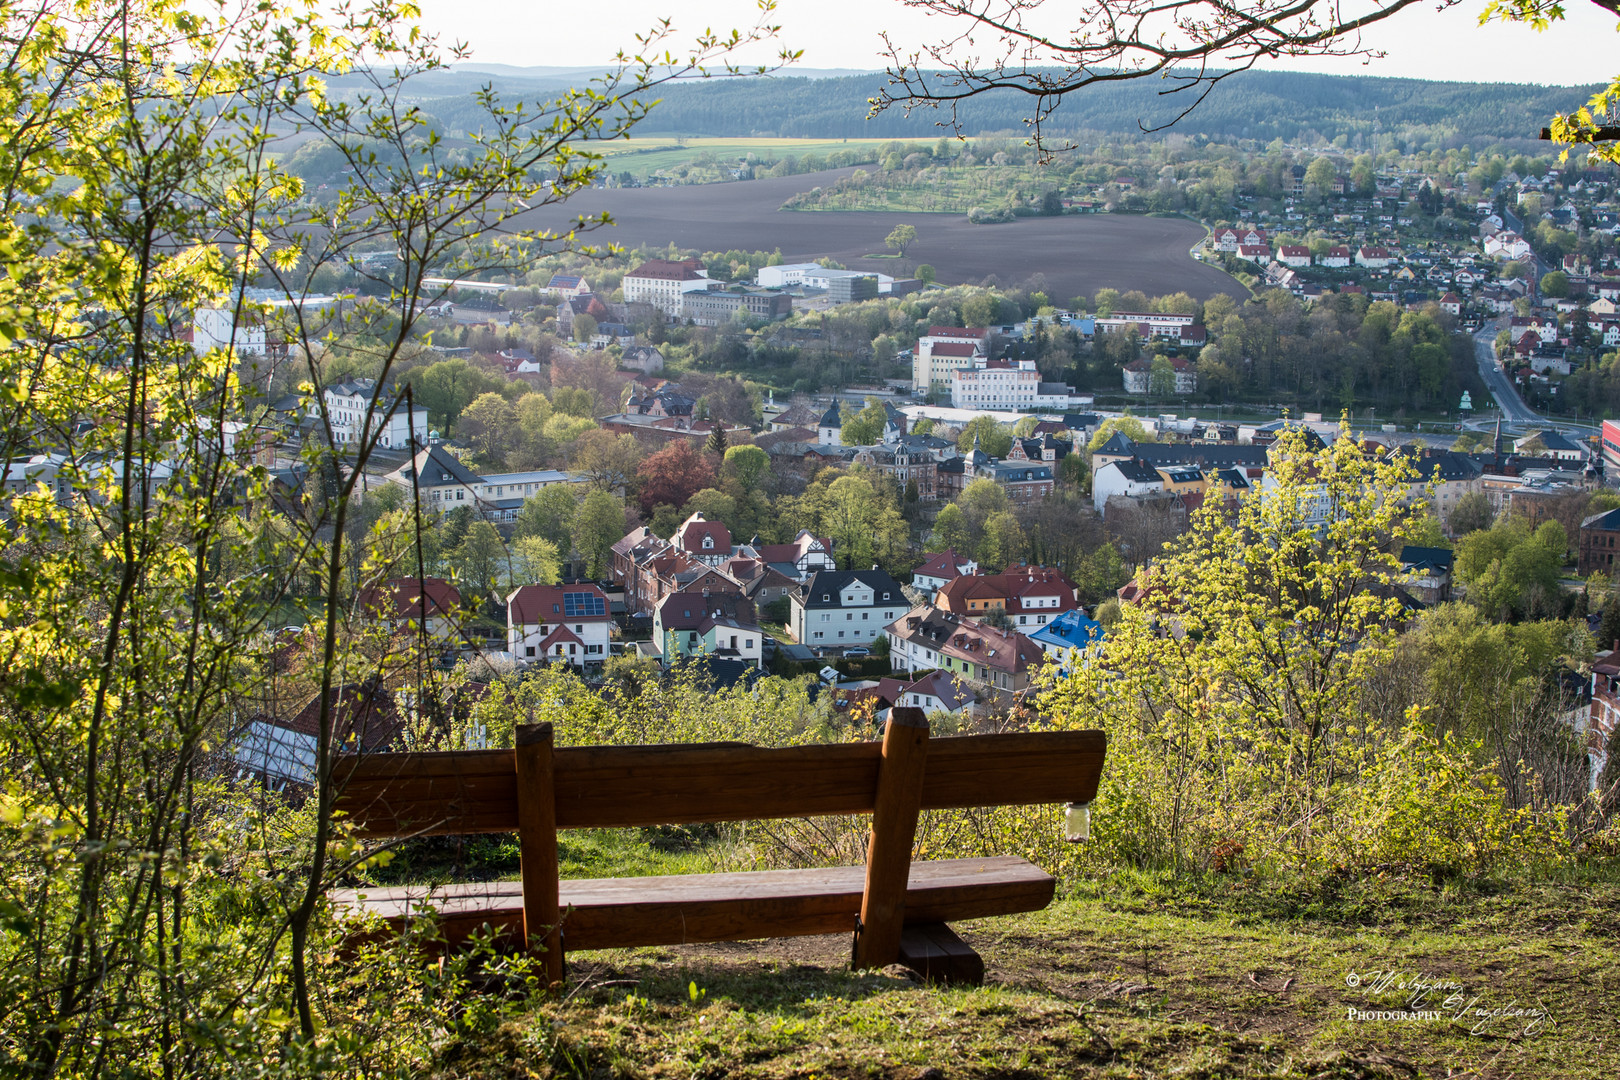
xmin=456 ymin=490 xmax=464 ymax=500
xmin=821 ymin=613 xmax=830 ymax=622
xmin=575 ymin=624 xmax=583 ymax=633
xmin=838 ymin=631 xmax=845 ymax=638
xmin=846 ymin=613 xmax=853 ymax=621
xmin=862 ymin=612 xmax=869 ymax=620
xmin=813 ymin=631 xmax=823 ymax=640
xmin=525 ymin=646 xmax=535 ymax=657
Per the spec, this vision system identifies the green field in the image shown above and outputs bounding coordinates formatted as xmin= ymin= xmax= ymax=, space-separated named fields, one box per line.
xmin=595 ymin=136 xmax=889 ymax=178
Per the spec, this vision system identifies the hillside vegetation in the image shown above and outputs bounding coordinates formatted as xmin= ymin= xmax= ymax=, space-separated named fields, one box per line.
xmin=399 ymin=68 xmax=1602 ymax=150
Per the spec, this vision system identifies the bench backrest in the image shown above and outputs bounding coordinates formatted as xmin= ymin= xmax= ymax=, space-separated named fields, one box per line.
xmin=331 ymin=711 xmax=1106 ymax=983
xmin=331 ymin=729 xmax=1107 ymax=838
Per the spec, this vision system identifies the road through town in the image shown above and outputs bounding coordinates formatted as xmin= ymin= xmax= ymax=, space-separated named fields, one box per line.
xmin=1472 ymin=321 xmax=1540 ymax=424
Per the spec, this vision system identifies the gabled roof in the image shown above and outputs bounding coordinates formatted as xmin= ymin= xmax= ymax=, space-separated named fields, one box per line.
xmin=392 ymin=444 xmax=483 ymax=490
xmin=799 ymin=569 xmax=905 ymax=609
xmin=507 ymin=584 xmax=612 ymax=625
xmin=914 ymin=548 xmax=971 ymax=581
xmin=626 ymin=258 xmax=705 ymax=282
xmin=1103 ymin=458 xmax=1164 ymax=484
xmin=1029 ymin=608 xmax=1105 ymax=650
xmin=1092 ymin=431 xmax=1137 ymax=457
xmin=1583 ymin=507 xmax=1620 ymax=531
xmin=674 ymin=511 xmax=732 ymax=556
xmin=902 ymin=669 xmax=976 ymax=711
xmin=657 ymin=589 xmax=756 ymax=630
xmin=357 ymin=577 xmax=461 ymax=621
xmin=886 ymin=606 xmax=1045 ymax=677
xmin=1400 ymin=546 xmax=1455 ymax=573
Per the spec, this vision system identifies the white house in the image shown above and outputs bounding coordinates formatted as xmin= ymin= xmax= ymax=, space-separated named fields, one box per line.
xmin=316 ymin=377 xmax=429 ymax=451
xmin=1278 ymin=245 xmax=1312 ymax=268
xmin=911 ymin=548 xmax=977 ymax=597
xmin=1091 ymin=459 xmax=1165 ymax=513
xmin=507 ymin=583 xmax=613 ymax=667
xmin=1355 ymin=246 xmax=1394 ymax=269
xmin=790 ymin=568 xmax=906 ymax=648
xmin=1484 ymin=232 xmax=1533 ymax=261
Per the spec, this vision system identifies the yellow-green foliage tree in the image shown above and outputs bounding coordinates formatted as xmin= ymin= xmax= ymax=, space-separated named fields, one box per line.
xmin=1039 ymin=427 xmax=1569 ymax=875
xmin=0 ymin=0 xmax=786 ymax=1070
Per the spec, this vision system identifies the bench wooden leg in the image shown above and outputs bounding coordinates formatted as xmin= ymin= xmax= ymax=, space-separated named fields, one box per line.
xmin=515 ymin=723 xmax=564 ymax=987
xmin=898 ymin=923 xmax=984 ymax=986
xmin=854 ymin=707 xmax=929 ymax=971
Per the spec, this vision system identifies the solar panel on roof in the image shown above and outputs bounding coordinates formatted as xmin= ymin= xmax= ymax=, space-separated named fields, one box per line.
xmin=562 ymin=591 xmax=605 ymax=617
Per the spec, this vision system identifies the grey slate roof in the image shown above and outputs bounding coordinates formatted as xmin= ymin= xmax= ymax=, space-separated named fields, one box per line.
xmin=799 ymin=569 xmax=905 ymax=610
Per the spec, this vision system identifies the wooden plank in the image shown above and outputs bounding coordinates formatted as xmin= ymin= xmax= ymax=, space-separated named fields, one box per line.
xmin=329 ymin=855 xmax=1054 ymax=951
xmin=897 ymin=923 xmax=984 ymax=986
xmin=854 ymin=708 xmax=928 ymax=971
xmin=331 ymin=729 xmax=1107 ymax=837
xmin=551 ymin=742 xmax=881 ymax=827
xmin=514 ymin=723 xmax=563 ymax=986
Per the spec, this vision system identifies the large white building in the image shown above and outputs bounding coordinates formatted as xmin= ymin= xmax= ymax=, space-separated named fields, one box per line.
xmin=193 ymin=295 xmax=349 ymax=358
xmin=755 ymin=262 xmax=824 ymax=288
xmin=384 ymin=445 xmax=584 ymax=520
xmin=911 ymin=326 xmax=989 ymax=392
xmin=1092 ymin=311 xmax=1195 ymax=340
xmin=790 ymin=569 xmax=906 ymax=649
xmin=622 ymin=258 xmax=711 ymax=316
xmin=313 ymin=378 xmax=429 ymax=451
xmin=948 ymin=355 xmax=1080 ymax=412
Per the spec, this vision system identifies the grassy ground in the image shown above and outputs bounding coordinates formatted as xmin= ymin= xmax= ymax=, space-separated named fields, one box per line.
xmin=596 ymin=138 xmax=889 ymax=179
xmin=782 ymin=165 xmax=1067 ymax=215
xmin=428 ymin=870 xmax=1619 ymax=1079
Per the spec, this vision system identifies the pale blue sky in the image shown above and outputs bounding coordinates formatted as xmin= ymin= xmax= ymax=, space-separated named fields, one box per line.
xmin=414 ymin=0 xmax=1620 ymax=86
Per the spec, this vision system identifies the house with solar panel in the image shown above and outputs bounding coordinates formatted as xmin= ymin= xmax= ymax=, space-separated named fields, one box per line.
xmin=506 ymin=583 xmax=613 ymax=668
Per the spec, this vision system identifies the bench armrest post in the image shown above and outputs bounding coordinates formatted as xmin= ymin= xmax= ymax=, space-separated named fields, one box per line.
xmin=854 ymin=707 xmax=929 ymax=971
xmin=515 ymin=723 xmax=564 ymax=987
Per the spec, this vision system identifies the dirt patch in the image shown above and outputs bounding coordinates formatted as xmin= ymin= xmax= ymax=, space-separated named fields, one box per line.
xmin=512 ymin=168 xmax=1244 ymax=302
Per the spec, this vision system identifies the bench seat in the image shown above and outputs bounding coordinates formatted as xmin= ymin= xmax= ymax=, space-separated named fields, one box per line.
xmin=330 ymin=855 xmax=1054 ymax=951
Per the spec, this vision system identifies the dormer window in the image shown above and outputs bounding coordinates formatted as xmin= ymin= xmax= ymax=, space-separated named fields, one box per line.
xmin=702 ymin=536 xmax=713 ymax=549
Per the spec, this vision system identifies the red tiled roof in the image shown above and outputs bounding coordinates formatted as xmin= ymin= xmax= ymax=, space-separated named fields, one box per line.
xmin=357 ymin=577 xmax=461 ymax=621
xmin=626 ymin=258 xmax=705 ymax=282
xmin=506 ymin=584 xmax=611 ymax=626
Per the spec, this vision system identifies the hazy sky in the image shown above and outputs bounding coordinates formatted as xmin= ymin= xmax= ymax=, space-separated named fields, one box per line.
xmin=414 ymin=0 xmax=1620 ymax=86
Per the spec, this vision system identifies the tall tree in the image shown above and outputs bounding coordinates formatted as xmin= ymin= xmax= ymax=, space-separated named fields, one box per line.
xmin=0 ymin=0 xmax=785 ymax=1064
xmin=574 ymin=490 xmax=629 ymax=579
xmin=635 ymin=439 xmax=717 ymax=514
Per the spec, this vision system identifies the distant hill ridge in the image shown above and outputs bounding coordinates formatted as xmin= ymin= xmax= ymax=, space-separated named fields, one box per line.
xmin=398 ymin=66 xmax=1602 ymax=147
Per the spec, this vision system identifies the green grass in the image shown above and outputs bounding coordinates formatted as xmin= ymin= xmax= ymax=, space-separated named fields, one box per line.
xmin=596 ymin=137 xmax=890 ymax=179
xmin=427 ymin=869 xmax=1620 ymax=1079
xmin=782 ymin=164 xmax=1067 ymax=214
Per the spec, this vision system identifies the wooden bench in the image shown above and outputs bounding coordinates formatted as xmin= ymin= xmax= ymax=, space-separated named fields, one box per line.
xmin=328 ymin=709 xmax=1105 ymax=985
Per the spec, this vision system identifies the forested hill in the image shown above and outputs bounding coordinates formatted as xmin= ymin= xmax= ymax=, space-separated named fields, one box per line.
xmin=413 ymin=67 xmax=1601 ymax=147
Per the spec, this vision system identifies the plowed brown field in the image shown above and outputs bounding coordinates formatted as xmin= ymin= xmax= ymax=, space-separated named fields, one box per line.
xmin=512 ymin=168 xmax=1245 ymax=303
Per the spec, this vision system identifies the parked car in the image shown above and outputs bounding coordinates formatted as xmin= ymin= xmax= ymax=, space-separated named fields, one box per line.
xmin=845 ymin=646 xmax=871 ymax=658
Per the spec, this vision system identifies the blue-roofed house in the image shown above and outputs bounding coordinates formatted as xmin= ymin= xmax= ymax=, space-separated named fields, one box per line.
xmin=1028 ymin=609 xmax=1104 ymax=674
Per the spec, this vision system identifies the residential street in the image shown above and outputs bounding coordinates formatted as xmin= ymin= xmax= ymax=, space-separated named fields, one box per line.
xmin=1472 ymin=320 xmax=1540 ymax=424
